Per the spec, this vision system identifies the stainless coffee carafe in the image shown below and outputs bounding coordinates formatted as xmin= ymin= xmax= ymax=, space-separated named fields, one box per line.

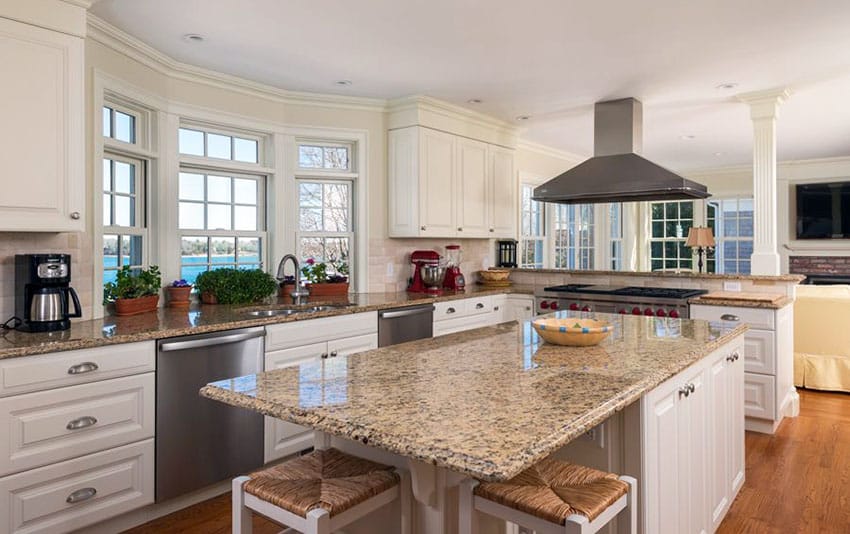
xmin=15 ymin=254 xmax=82 ymax=332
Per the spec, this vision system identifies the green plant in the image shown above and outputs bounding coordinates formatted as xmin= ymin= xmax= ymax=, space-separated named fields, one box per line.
xmin=194 ymin=268 xmax=277 ymax=304
xmin=301 ymin=257 xmax=349 ymax=284
xmin=103 ymin=265 xmax=162 ymax=303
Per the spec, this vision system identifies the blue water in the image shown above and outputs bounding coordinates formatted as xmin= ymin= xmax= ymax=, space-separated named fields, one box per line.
xmin=103 ymin=255 xmax=260 ymax=285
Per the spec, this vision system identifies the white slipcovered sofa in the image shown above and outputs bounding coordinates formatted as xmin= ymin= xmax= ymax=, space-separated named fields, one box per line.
xmin=794 ymin=284 xmax=850 ymax=392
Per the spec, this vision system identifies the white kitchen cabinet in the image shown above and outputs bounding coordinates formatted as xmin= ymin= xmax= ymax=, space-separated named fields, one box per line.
xmin=432 ymin=295 xmax=504 ymax=336
xmin=503 ymin=295 xmax=534 ymax=323
xmin=0 ymin=15 xmax=84 ymax=232
xmin=388 ymin=126 xmax=517 ymax=238
xmin=642 ymin=338 xmax=744 ymax=534
xmin=264 ymin=313 xmax=378 ymax=463
xmin=691 ymin=303 xmax=795 ymax=434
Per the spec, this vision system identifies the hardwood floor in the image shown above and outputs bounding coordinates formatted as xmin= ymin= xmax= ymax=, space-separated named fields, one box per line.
xmin=125 ymin=389 xmax=850 ymax=533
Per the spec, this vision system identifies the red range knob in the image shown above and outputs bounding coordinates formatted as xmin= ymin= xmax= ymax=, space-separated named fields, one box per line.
xmin=540 ymin=301 xmax=550 ymax=309
xmin=618 ymin=309 xmax=627 ymax=314
xmin=581 ymin=305 xmax=591 ymax=312
xmin=551 ymin=302 xmax=560 ymax=310
xmin=644 ymin=308 xmax=654 ymax=316
xmin=656 ymin=309 xmax=667 ymax=317
xmin=632 ymin=307 xmax=642 ymax=315
xmin=669 ymin=310 xmax=680 ymax=318
xmin=569 ymin=303 xmax=579 ymax=311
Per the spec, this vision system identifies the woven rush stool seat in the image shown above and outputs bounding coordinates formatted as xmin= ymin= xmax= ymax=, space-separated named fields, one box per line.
xmin=459 ymin=458 xmax=636 ymax=534
xmin=244 ymin=448 xmax=398 ymax=518
xmin=233 ymin=447 xmax=411 ymax=534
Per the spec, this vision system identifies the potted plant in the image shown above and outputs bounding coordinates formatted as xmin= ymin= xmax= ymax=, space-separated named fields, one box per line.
xmin=194 ymin=268 xmax=278 ymax=305
xmin=104 ymin=265 xmax=162 ymax=316
xmin=165 ymin=279 xmax=192 ymax=308
xmin=301 ymin=257 xmax=350 ymax=296
xmin=278 ymin=274 xmax=296 ymax=298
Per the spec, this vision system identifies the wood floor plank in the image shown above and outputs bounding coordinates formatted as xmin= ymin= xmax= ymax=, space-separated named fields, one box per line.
xmin=125 ymin=389 xmax=850 ymax=533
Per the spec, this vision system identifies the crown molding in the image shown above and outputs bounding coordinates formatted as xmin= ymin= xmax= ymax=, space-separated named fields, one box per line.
xmin=737 ymin=87 xmax=792 ymax=119
xmin=685 ymin=155 xmax=850 ymax=179
xmin=86 ymin=15 xmax=388 ymax=113
xmin=61 ymin=0 xmax=92 ymax=8
xmin=516 ymin=139 xmax=586 ymax=164
xmin=387 ymin=95 xmax=517 ymax=134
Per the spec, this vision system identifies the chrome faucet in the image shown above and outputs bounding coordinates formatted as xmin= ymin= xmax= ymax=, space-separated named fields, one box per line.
xmin=276 ymin=254 xmax=310 ymax=304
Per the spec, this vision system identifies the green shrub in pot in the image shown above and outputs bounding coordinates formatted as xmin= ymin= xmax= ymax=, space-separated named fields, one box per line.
xmin=194 ymin=268 xmax=277 ymax=305
xmin=103 ymin=265 xmax=162 ymax=303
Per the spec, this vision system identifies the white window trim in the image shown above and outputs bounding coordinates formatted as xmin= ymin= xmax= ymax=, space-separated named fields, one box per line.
xmin=178 ymin=121 xmax=267 ymax=167
xmin=519 ymin=182 xmax=546 ymax=268
xmin=708 ymin=197 xmax=755 ymax=274
xmin=294 ymin=178 xmax=355 ymax=275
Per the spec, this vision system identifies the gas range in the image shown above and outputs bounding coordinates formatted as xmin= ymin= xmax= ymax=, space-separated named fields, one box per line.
xmin=534 ymin=284 xmax=708 ymax=318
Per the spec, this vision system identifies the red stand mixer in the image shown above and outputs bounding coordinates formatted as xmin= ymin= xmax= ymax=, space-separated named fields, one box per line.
xmin=407 ymin=250 xmax=444 ymax=295
xmin=442 ymin=244 xmax=465 ymax=291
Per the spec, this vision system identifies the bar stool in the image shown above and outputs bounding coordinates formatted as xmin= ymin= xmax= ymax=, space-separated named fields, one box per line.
xmin=232 ymin=447 xmax=411 ymax=534
xmin=459 ymin=458 xmax=637 ymax=534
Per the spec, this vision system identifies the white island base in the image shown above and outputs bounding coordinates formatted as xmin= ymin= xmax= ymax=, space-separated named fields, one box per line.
xmin=314 ymin=333 xmax=744 ymax=534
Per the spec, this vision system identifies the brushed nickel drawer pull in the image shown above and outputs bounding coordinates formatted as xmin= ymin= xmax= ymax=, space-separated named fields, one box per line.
xmin=720 ymin=314 xmax=740 ymax=322
xmin=678 ymin=386 xmax=690 ymax=398
xmin=66 ymin=487 xmax=97 ymax=504
xmin=475 ymin=303 xmax=485 ymax=309
xmin=446 ymin=307 xmax=456 ymax=314
xmin=68 ymin=362 xmax=99 ymax=375
xmin=330 ymin=351 xmax=338 ymax=357
xmin=66 ymin=416 xmax=98 ymax=430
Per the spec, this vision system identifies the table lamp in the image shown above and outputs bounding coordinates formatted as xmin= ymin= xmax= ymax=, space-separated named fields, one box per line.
xmin=686 ymin=227 xmax=716 ymax=273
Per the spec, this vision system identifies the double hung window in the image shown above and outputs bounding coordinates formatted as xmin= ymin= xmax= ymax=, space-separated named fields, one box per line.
xmin=519 ymin=185 xmax=545 ymax=268
xmin=707 ymin=198 xmax=754 ymax=274
xmin=649 ymin=201 xmax=694 ymax=271
xmin=177 ymin=126 xmax=267 ymax=283
xmin=553 ymin=204 xmax=595 ymax=269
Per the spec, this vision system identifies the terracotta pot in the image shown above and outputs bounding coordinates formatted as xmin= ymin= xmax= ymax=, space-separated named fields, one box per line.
xmin=278 ymin=284 xmax=295 ymax=297
xmin=166 ymin=286 xmax=192 ymax=308
xmin=114 ymin=295 xmax=159 ymax=316
xmin=307 ymin=282 xmax=350 ymax=296
xmin=200 ymin=291 xmax=218 ymax=305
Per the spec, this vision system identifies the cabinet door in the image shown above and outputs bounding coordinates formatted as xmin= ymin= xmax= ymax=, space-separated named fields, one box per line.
xmin=0 ymin=18 xmax=84 ymax=231
xmin=679 ymin=369 xmax=708 ymax=534
xmin=729 ymin=343 xmax=746 ymax=498
xmin=643 ymin=382 xmax=684 ymax=534
xmin=456 ymin=137 xmax=489 ymax=238
xmin=708 ymin=351 xmax=732 ymax=531
xmin=387 ymin=127 xmax=420 ymax=237
xmin=488 ymin=145 xmax=517 ymax=238
xmin=506 ymin=296 xmax=534 ymax=323
xmin=263 ymin=342 xmax=326 ymax=463
xmin=327 ymin=334 xmax=378 ymax=358
xmin=419 ymin=128 xmax=457 ymax=237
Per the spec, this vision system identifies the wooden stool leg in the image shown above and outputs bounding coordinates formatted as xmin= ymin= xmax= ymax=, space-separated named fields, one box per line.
xmin=619 ymin=476 xmax=638 ymax=534
xmin=307 ymin=508 xmax=330 ymax=534
xmin=232 ymin=476 xmax=253 ymax=534
xmin=398 ymin=469 xmax=413 ymax=534
xmin=458 ymin=478 xmax=478 ymax=534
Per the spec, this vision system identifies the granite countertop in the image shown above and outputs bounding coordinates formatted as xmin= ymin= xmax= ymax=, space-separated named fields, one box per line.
xmin=510 ymin=267 xmax=807 ymax=282
xmin=690 ymin=292 xmax=794 ymax=309
xmin=201 ymin=312 xmax=747 ymax=482
xmin=0 ymin=286 xmax=534 ymax=360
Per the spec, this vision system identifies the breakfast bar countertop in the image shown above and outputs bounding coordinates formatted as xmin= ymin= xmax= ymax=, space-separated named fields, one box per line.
xmin=201 ymin=312 xmax=747 ymax=482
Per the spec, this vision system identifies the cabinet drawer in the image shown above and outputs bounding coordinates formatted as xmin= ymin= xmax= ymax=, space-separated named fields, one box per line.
xmin=744 ymin=330 xmax=776 ymax=375
xmin=433 ymin=299 xmax=466 ymax=321
xmin=0 ymin=374 xmax=154 ymax=476
xmin=464 ymin=296 xmax=493 ymax=316
xmin=433 ymin=313 xmax=493 ymax=337
xmin=0 ymin=439 xmax=154 ymax=534
xmin=0 ymin=342 xmax=154 ymax=397
xmin=690 ymin=305 xmax=774 ymax=330
xmin=744 ymin=373 xmax=776 ymax=420
xmin=265 ymin=312 xmax=377 ymax=351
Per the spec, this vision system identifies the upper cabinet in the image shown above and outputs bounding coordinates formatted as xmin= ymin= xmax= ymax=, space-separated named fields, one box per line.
xmin=0 ymin=11 xmax=85 ymax=232
xmin=388 ymin=125 xmax=517 ymax=239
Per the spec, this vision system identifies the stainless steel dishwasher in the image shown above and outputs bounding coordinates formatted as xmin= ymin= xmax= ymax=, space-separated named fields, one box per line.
xmin=156 ymin=327 xmax=265 ymax=502
xmin=378 ymin=304 xmax=434 ymax=346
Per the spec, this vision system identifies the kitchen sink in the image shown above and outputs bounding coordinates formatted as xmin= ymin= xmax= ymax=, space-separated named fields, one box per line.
xmin=245 ymin=305 xmax=344 ymax=317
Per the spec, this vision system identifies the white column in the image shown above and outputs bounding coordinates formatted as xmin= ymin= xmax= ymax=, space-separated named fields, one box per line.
xmin=738 ymin=88 xmax=790 ymax=275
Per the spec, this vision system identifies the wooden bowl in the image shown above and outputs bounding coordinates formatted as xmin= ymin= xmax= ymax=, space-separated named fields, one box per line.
xmin=531 ymin=317 xmax=612 ymax=346
xmin=477 ymin=269 xmax=511 ymax=282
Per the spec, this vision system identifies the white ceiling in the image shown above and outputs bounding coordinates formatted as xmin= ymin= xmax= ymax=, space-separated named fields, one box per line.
xmin=90 ymin=0 xmax=850 ymax=171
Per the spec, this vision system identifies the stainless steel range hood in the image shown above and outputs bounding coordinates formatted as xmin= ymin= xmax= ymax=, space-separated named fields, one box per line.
xmin=533 ymin=98 xmax=710 ymax=204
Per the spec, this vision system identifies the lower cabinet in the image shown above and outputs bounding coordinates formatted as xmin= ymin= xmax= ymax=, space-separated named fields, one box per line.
xmin=642 ymin=337 xmax=744 ymax=534
xmin=263 ymin=313 xmax=378 ymax=463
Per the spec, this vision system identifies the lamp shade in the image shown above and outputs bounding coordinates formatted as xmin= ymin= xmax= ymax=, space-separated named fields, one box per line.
xmin=685 ymin=226 xmax=716 ymax=248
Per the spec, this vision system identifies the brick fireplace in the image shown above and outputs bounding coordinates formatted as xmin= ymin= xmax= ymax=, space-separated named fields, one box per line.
xmin=789 ymin=256 xmax=850 ymax=284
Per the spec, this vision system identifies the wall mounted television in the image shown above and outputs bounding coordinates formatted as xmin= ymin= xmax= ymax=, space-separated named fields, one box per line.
xmin=796 ymin=181 xmax=850 ymax=239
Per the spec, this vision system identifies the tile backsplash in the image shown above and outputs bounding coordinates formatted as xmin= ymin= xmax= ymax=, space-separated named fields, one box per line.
xmin=368 ymin=238 xmax=495 ymax=292
xmin=0 ymin=233 xmax=94 ymax=322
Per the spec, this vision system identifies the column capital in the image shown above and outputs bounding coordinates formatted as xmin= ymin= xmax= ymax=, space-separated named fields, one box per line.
xmin=737 ymin=87 xmax=791 ymax=120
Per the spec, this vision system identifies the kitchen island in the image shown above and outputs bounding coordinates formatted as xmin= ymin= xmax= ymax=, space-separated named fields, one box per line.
xmin=202 ymin=312 xmax=747 ymax=534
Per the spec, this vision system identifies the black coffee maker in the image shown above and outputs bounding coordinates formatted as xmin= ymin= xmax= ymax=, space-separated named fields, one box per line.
xmin=15 ymin=254 xmax=82 ymax=332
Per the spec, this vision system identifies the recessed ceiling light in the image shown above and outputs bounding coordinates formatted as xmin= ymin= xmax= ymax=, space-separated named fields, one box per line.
xmin=680 ymin=134 xmax=696 ymax=140
xmin=467 ymin=99 xmax=483 ymax=104
xmin=182 ymin=33 xmax=205 ymax=43
xmin=516 ymin=115 xmax=531 ymax=121
xmin=715 ymin=83 xmax=738 ymax=90
xmin=713 ymin=152 xmax=724 ymax=156
xmin=335 ymin=80 xmax=353 ymax=86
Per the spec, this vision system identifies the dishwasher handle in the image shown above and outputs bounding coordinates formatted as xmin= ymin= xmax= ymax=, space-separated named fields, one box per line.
xmin=159 ymin=327 xmax=265 ymax=352
xmin=378 ymin=305 xmax=435 ymax=319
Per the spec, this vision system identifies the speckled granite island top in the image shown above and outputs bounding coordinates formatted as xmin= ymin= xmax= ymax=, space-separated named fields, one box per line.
xmin=201 ymin=312 xmax=747 ymax=482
